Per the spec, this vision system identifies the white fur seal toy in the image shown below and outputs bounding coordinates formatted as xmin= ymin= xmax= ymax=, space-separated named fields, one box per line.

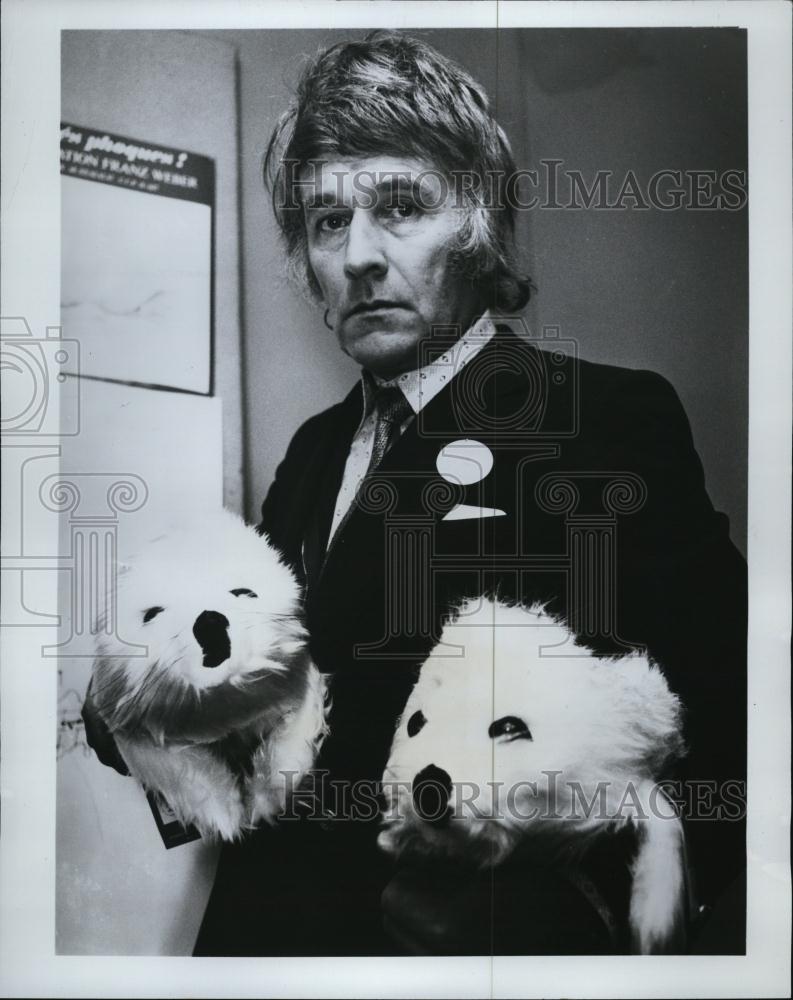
xmin=90 ymin=511 xmax=328 ymax=841
xmin=378 ymin=598 xmax=691 ymax=954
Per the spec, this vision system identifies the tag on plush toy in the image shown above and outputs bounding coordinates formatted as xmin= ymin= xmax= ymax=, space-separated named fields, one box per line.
xmin=146 ymin=792 xmax=201 ymax=849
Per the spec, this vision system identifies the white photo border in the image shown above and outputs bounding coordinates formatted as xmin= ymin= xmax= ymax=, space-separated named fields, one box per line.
xmin=1 ymin=1 xmax=790 ymax=997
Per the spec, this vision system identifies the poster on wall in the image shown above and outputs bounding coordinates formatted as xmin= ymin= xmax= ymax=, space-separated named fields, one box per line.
xmin=60 ymin=123 xmax=214 ymax=394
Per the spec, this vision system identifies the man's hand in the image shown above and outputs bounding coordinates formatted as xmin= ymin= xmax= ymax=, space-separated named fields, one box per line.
xmin=381 ymin=859 xmax=615 ymax=955
xmin=382 ymin=863 xmax=490 ymax=955
xmin=81 ymin=681 xmax=130 ymax=775
xmin=688 ymin=874 xmax=746 ymax=954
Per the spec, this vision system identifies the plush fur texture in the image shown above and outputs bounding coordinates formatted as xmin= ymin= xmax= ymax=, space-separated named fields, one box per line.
xmin=378 ymin=598 xmax=690 ymax=953
xmin=92 ymin=510 xmax=328 ymax=841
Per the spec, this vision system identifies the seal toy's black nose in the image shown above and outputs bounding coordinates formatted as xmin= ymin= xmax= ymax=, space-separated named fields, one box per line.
xmin=192 ymin=610 xmax=231 ymax=668
xmin=412 ymin=764 xmax=452 ymax=827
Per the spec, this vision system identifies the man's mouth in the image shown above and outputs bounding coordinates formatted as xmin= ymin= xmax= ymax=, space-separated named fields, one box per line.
xmin=345 ymin=299 xmax=407 ymax=320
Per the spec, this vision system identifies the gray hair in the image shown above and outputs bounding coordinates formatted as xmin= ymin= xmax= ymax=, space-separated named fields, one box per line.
xmin=264 ymin=30 xmax=532 ymax=312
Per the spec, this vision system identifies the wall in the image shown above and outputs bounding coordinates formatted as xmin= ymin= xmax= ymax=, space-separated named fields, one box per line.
xmin=58 ymin=30 xmax=244 ymax=955
xmin=223 ymin=27 xmax=748 ymax=553
xmin=62 ymin=29 xmax=245 ymax=513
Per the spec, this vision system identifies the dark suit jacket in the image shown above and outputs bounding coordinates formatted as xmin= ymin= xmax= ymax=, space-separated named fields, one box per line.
xmin=196 ymin=327 xmax=746 ymax=955
xmin=260 ymin=328 xmax=746 ymax=894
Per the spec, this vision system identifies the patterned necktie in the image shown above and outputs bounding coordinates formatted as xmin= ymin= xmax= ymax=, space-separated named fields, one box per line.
xmin=367 ymin=384 xmax=413 ymax=473
xmin=315 ymin=384 xmax=412 ymax=569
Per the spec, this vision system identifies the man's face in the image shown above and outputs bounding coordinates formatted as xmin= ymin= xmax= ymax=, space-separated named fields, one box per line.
xmin=302 ymin=156 xmax=481 ymax=379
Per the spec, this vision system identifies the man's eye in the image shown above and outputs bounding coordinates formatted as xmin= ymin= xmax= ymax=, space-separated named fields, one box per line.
xmin=384 ymin=201 xmax=418 ymax=220
xmin=488 ymin=716 xmax=532 ymax=741
xmin=143 ymin=606 xmax=165 ymax=623
xmin=317 ymin=213 xmax=349 ymax=233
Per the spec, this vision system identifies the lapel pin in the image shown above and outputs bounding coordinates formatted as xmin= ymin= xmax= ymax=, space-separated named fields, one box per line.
xmin=436 ymin=438 xmax=494 ymax=484
xmin=435 ymin=439 xmax=506 ymax=521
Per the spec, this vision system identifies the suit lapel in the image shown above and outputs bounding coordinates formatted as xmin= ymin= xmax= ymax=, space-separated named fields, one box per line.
xmin=311 ymin=328 xmax=548 ymax=599
xmin=300 ymin=383 xmax=363 ymax=589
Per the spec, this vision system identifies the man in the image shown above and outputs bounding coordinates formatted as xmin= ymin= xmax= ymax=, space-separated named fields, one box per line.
xmin=89 ymin=30 xmax=747 ymax=956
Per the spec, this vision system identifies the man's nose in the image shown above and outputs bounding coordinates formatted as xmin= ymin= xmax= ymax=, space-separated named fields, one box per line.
xmin=343 ymin=210 xmax=387 ymax=281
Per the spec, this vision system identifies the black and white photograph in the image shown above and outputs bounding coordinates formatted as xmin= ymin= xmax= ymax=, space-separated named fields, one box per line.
xmin=1 ymin=1 xmax=790 ymax=998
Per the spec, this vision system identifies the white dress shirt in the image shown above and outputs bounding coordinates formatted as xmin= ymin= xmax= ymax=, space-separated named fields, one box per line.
xmin=327 ymin=311 xmax=497 ymax=547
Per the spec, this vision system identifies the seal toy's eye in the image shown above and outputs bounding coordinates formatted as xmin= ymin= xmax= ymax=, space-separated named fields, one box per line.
xmin=230 ymin=588 xmax=258 ymax=598
xmin=142 ymin=606 xmax=165 ymax=623
xmin=488 ymin=716 xmax=532 ymax=741
xmin=407 ymin=710 xmax=427 ymax=737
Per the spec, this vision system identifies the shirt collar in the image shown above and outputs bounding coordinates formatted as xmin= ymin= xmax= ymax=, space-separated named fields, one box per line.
xmin=360 ymin=311 xmax=497 ymax=418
